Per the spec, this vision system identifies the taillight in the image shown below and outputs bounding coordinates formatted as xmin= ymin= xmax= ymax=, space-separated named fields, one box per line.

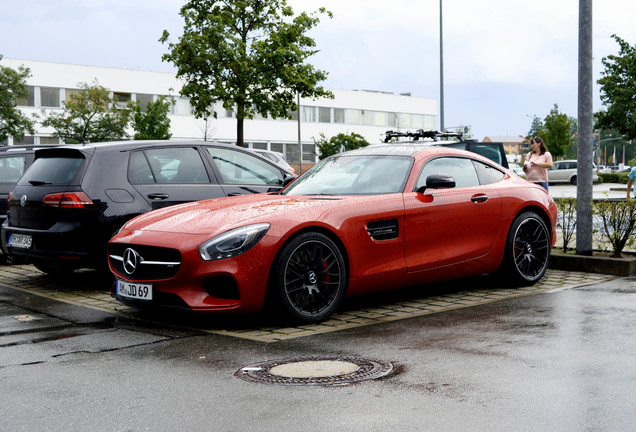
xmin=42 ymin=192 xmax=94 ymax=208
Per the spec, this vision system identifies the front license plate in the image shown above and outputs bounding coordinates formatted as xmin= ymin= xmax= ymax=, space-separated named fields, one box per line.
xmin=8 ymin=234 xmax=32 ymax=249
xmin=116 ymin=280 xmax=153 ymax=301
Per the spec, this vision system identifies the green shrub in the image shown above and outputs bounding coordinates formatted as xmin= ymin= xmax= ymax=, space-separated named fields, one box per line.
xmin=593 ymin=199 xmax=636 ymax=257
xmin=598 ymin=172 xmax=629 ymax=184
xmin=554 ymin=198 xmax=577 ymax=253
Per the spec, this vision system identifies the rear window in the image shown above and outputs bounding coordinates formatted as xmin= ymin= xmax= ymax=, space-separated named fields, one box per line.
xmin=17 ymin=156 xmax=84 ymax=186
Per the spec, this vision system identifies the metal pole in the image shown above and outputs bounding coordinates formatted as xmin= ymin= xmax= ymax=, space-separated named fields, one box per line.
xmin=576 ymin=0 xmax=593 ymax=255
xmin=297 ymin=91 xmax=302 ymax=175
xmin=439 ymin=0 xmax=445 ymax=132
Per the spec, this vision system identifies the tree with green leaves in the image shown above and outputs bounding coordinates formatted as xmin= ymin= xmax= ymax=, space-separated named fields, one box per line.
xmin=596 ymin=34 xmax=636 ymax=141
xmin=0 ymin=56 xmax=35 ymax=142
xmin=40 ymin=81 xmax=131 ymax=143
xmin=160 ymin=0 xmax=333 ymax=147
xmin=314 ymin=132 xmax=369 ymax=159
xmin=542 ymin=104 xmax=572 ymax=159
xmin=131 ymin=96 xmax=172 ymax=140
xmin=526 ymin=115 xmax=544 ymax=140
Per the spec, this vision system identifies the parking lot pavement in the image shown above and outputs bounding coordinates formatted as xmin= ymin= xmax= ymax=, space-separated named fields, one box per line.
xmin=0 ymin=264 xmax=615 ymax=342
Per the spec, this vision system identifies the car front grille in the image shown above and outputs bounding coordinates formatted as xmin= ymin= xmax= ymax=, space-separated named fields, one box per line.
xmin=109 ymin=243 xmax=181 ymax=280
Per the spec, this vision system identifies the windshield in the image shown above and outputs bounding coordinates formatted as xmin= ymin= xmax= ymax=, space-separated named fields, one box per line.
xmin=283 ymin=155 xmax=413 ymax=196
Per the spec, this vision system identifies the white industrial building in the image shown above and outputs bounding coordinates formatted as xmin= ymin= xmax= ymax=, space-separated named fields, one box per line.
xmin=1 ymin=58 xmax=437 ymax=166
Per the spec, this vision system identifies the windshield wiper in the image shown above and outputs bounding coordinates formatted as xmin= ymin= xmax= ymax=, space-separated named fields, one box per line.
xmin=28 ymin=180 xmax=52 ymax=186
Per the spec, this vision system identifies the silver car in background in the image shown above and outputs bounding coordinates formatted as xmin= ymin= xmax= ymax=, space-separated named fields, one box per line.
xmin=548 ymin=160 xmax=598 ymax=185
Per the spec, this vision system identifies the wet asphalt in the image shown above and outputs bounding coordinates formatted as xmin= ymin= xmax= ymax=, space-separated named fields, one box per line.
xmin=1 ymin=272 xmax=635 ymax=431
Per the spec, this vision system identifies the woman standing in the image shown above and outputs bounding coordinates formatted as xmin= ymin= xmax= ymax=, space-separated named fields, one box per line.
xmin=523 ymin=137 xmax=553 ymax=191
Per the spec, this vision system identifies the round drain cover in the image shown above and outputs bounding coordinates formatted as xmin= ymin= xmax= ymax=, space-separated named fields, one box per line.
xmin=236 ymin=356 xmax=394 ymax=386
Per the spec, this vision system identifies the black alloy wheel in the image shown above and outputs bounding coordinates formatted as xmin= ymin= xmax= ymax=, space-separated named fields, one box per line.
xmin=272 ymin=232 xmax=347 ymax=323
xmin=504 ymin=212 xmax=551 ymax=285
xmin=570 ymin=175 xmax=578 ymax=185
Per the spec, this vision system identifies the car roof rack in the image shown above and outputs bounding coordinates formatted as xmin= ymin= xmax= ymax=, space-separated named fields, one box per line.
xmin=384 ymin=129 xmax=464 ymax=143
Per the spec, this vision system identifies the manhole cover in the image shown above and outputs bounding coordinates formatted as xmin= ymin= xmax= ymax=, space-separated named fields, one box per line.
xmin=235 ymin=356 xmax=394 ymax=386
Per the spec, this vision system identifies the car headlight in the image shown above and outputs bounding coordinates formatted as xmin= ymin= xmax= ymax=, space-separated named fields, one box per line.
xmin=199 ymin=223 xmax=270 ymax=261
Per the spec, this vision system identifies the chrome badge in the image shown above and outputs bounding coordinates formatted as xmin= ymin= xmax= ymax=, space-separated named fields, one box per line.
xmin=123 ymin=248 xmax=141 ymax=275
xmin=20 ymin=195 xmax=27 ymax=207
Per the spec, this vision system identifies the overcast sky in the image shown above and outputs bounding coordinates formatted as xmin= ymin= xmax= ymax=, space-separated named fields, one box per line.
xmin=2 ymin=0 xmax=635 ymax=140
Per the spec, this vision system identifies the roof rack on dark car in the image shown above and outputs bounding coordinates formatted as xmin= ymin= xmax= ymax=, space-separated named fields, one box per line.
xmin=384 ymin=129 xmax=464 ymax=143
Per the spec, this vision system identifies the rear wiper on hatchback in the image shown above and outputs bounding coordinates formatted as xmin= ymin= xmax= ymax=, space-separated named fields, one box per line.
xmin=28 ymin=180 xmax=52 ymax=186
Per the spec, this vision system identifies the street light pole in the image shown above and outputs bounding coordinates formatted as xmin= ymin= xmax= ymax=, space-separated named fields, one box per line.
xmin=576 ymin=0 xmax=593 ymax=255
xmin=439 ymin=0 xmax=445 ymax=132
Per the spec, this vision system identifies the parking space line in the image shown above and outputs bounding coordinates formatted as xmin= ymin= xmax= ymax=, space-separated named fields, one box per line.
xmin=0 ymin=265 xmax=615 ymax=343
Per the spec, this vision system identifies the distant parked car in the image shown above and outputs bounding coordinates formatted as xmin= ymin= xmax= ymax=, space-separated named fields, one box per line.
xmin=252 ymin=149 xmax=296 ymax=174
xmin=511 ymin=165 xmax=526 ymax=178
xmin=1 ymin=141 xmax=296 ymax=274
xmin=548 ymin=160 xmax=598 ymax=185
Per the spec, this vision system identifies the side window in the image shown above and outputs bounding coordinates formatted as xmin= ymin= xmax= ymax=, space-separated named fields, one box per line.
xmin=416 ymin=157 xmax=479 ymax=189
xmin=0 ymin=156 xmax=27 ymax=183
xmin=473 ymin=160 xmax=505 ymax=185
xmin=129 ymin=151 xmax=154 ymax=183
xmin=469 ymin=144 xmax=503 ymax=166
xmin=206 ymin=147 xmax=284 ymax=186
xmin=130 ymin=148 xmax=210 ymax=184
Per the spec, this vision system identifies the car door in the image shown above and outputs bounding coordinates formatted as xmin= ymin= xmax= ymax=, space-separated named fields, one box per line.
xmin=404 ymin=156 xmax=502 ymax=272
xmin=129 ymin=146 xmax=226 ymax=210
xmin=204 ymin=146 xmax=288 ymax=196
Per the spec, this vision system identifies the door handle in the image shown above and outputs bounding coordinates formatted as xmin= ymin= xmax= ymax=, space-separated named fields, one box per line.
xmin=147 ymin=193 xmax=169 ymax=200
xmin=471 ymin=195 xmax=488 ymax=203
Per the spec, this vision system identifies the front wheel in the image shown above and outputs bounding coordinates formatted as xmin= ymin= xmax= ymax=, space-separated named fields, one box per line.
xmin=501 ymin=212 xmax=550 ymax=285
xmin=270 ymin=232 xmax=347 ymax=323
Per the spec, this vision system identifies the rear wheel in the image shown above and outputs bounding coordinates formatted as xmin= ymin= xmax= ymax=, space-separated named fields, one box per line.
xmin=271 ymin=232 xmax=347 ymax=323
xmin=502 ymin=212 xmax=550 ymax=285
xmin=570 ymin=175 xmax=577 ymax=185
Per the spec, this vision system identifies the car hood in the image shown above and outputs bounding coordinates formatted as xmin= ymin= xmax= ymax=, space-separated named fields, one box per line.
xmin=122 ymin=193 xmax=350 ymax=237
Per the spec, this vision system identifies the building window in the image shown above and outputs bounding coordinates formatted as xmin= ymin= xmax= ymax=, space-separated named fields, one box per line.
xmin=40 ymin=87 xmax=60 ymax=108
xmin=411 ymin=114 xmax=423 ymax=128
xmin=39 ymin=136 xmax=60 ymax=145
xmin=271 ymin=143 xmax=284 ymax=155
xmin=423 ymin=115 xmax=435 ymax=129
xmin=14 ymin=136 xmax=35 ymax=145
xmin=135 ymin=93 xmax=154 ymax=112
xmin=388 ymin=112 xmax=398 ymax=128
xmin=251 ymin=142 xmax=268 ymax=150
xmin=346 ymin=109 xmax=360 ymax=125
xmin=360 ymin=110 xmax=374 ymax=126
xmin=16 ymin=86 xmax=35 ymax=106
xmin=289 ymin=109 xmax=298 ymax=121
xmin=319 ymin=107 xmax=331 ymax=123
xmin=64 ymin=88 xmax=82 ymax=104
xmin=374 ymin=112 xmax=386 ymax=127
xmin=399 ymin=113 xmax=411 ymax=129
xmin=334 ymin=108 xmax=345 ymax=124
xmin=172 ymin=97 xmax=192 ymax=116
xmin=113 ymin=92 xmax=131 ymax=109
xmin=302 ymin=144 xmax=316 ymax=163
xmin=302 ymin=106 xmax=316 ymax=123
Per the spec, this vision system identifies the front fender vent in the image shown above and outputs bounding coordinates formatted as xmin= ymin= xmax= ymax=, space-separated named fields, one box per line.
xmin=366 ymin=219 xmax=399 ymax=241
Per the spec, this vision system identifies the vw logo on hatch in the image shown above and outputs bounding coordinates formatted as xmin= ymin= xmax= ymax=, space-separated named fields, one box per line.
xmin=20 ymin=195 xmax=27 ymax=207
xmin=123 ymin=248 xmax=141 ymax=275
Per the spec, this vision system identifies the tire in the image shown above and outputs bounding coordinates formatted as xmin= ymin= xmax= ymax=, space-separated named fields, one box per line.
xmin=501 ymin=212 xmax=550 ymax=286
xmin=570 ymin=175 xmax=577 ymax=185
xmin=270 ymin=232 xmax=347 ymax=323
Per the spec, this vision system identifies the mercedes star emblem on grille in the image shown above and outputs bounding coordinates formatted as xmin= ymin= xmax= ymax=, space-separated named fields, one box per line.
xmin=123 ymin=248 xmax=141 ymax=275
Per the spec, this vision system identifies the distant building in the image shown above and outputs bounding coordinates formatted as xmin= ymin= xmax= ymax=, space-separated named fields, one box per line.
xmin=483 ymin=135 xmax=528 ymax=161
xmin=1 ymin=58 xmax=437 ymax=167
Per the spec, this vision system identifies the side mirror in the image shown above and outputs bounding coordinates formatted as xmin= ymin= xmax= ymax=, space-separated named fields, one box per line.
xmin=282 ymin=173 xmax=297 ymax=186
xmin=416 ymin=174 xmax=456 ymax=193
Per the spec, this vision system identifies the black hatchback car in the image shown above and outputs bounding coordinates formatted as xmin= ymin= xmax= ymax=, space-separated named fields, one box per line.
xmin=1 ymin=141 xmax=296 ymax=274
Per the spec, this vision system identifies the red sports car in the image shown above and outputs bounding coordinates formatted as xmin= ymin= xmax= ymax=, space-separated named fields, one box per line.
xmin=108 ymin=145 xmax=557 ymax=323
